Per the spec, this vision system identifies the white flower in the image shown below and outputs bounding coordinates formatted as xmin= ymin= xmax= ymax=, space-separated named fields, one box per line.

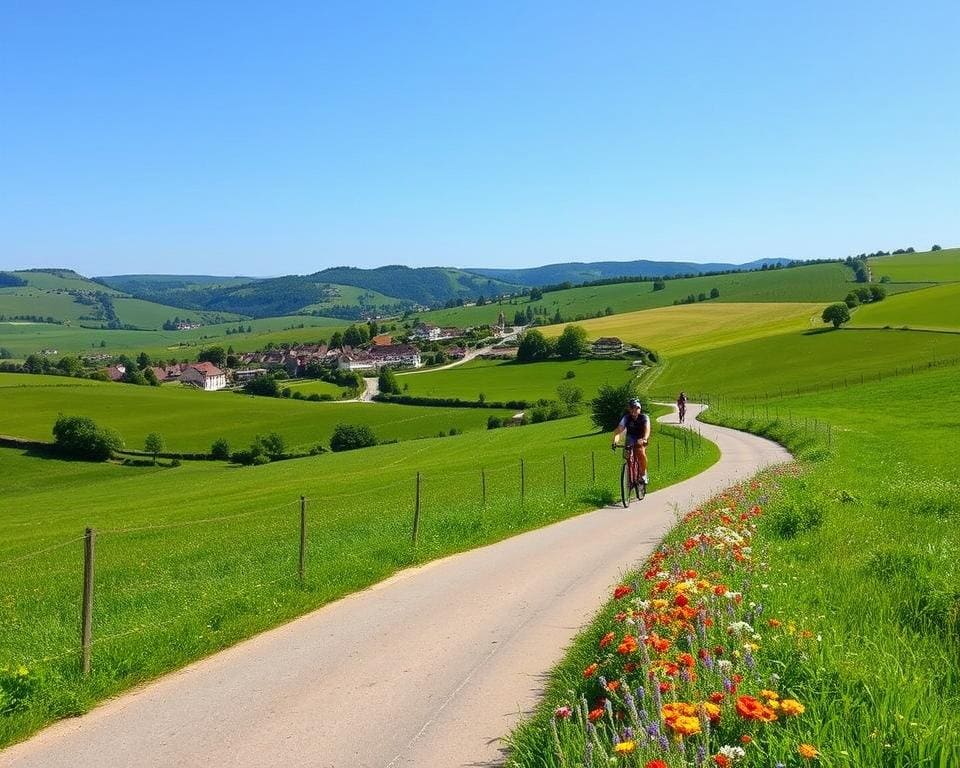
xmin=727 ymin=621 xmax=754 ymax=636
xmin=717 ymin=659 xmax=733 ymax=672
xmin=724 ymin=591 xmax=742 ymax=600
xmin=718 ymin=745 xmax=746 ymax=761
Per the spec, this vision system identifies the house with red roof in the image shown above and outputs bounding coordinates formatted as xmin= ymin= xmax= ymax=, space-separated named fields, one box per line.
xmin=180 ymin=362 xmax=227 ymax=391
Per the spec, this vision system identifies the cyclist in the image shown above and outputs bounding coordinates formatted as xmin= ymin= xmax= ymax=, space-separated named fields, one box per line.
xmin=677 ymin=391 xmax=687 ymax=423
xmin=611 ymin=397 xmax=650 ymax=485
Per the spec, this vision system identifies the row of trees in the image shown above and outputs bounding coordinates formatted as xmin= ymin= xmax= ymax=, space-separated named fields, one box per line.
xmin=672 ymin=287 xmax=720 ymax=305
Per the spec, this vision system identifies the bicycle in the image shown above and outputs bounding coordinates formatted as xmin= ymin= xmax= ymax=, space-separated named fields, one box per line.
xmin=619 ymin=442 xmax=647 ymax=507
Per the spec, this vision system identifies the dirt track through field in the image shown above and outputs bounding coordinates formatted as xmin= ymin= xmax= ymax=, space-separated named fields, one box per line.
xmin=0 ymin=405 xmax=790 ymax=768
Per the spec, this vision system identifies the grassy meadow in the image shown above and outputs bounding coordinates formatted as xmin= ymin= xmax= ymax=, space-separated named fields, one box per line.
xmin=508 ymin=365 xmax=960 ymax=766
xmin=851 ymin=281 xmax=960 ymax=331
xmin=646 ymin=327 xmax=960 ymax=398
xmin=0 ymin=373 xmax=510 ymax=453
xmin=399 ymin=357 xmax=637 ymax=402
xmin=868 ymin=246 xmax=960 ymax=283
xmin=0 ymin=407 xmax=718 ymax=748
xmin=542 ymin=302 xmax=823 ymax=356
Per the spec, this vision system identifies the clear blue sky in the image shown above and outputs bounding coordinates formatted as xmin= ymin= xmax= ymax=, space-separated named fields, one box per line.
xmin=1 ymin=1 xmax=957 ymax=276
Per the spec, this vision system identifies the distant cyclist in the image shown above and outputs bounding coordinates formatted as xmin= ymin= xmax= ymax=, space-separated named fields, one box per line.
xmin=677 ymin=391 xmax=687 ymax=423
xmin=612 ymin=397 xmax=651 ymax=485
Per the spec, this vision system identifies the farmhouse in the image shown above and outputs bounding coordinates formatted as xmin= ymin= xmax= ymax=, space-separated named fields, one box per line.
xmin=591 ymin=337 xmax=624 ymax=355
xmin=336 ymin=344 xmax=422 ymax=372
xmin=180 ymin=362 xmax=227 ymax=391
xmin=411 ymin=324 xmax=441 ymax=341
xmin=106 ymin=364 xmax=126 ymax=381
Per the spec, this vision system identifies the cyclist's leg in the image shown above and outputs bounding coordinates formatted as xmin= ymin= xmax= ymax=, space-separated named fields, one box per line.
xmin=637 ymin=443 xmax=648 ymax=482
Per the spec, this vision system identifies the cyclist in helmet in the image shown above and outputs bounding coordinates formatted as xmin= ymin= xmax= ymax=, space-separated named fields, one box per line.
xmin=611 ymin=397 xmax=651 ymax=484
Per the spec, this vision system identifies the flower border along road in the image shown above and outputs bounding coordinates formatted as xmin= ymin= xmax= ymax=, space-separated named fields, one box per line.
xmin=534 ymin=466 xmax=823 ymax=768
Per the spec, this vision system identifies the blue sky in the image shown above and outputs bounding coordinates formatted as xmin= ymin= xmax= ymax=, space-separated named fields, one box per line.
xmin=1 ymin=1 xmax=957 ymax=276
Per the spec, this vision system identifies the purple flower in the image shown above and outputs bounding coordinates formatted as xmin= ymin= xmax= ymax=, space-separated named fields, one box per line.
xmin=702 ymin=652 xmax=714 ymax=671
xmin=744 ymin=648 xmax=755 ymax=670
xmin=696 ymin=745 xmax=706 ymax=766
xmin=658 ymin=734 xmax=670 ymax=751
xmin=723 ymin=677 xmax=734 ymax=693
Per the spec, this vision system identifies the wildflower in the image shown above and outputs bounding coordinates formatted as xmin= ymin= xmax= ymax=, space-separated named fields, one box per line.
xmin=613 ymin=740 xmax=636 ymax=755
xmin=798 ymin=743 xmax=819 ymax=759
xmin=600 ymin=631 xmax=616 ymax=649
xmin=740 ymin=735 xmax=751 ymax=744
xmin=768 ymin=618 xmax=782 ymax=628
xmin=587 ymin=707 xmax=605 ymax=722
xmin=779 ymin=699 xmax=805 ymax=716
xmin=614 ymin=585 xmax=633 ymax=599
xmin=583 ymin=663 xmax=598 ymax=678
xmin=645 ymin=761 xmax=668 ymax=768
xmin=714 ymin=756 xmax=731 ymax=768
xmin=735 ymin=695 xmax=777 ymax=722
xmin=607 ymin=680 xmax=621 ymax=692
xmin=618 ymin=635 xmax=639 ymax=655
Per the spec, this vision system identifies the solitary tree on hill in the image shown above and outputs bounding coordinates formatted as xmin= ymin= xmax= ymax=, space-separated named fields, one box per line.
xmin=822 ymin=303 xmax=851 ymax=329
xmin=144 ymin=432 xmax=165 ymax=465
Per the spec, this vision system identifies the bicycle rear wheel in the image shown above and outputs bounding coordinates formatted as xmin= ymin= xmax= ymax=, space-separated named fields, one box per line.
xmin=620 ymin=463 xmax=630 ymax=508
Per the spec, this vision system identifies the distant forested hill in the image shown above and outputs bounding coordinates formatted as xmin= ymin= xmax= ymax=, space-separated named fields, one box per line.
xmin=466 ymin=258 xmax=793 ymax=287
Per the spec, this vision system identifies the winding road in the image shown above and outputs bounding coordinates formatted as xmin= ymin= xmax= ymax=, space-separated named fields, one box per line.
xmin=0 ymin=405 xmax=790 ymax=768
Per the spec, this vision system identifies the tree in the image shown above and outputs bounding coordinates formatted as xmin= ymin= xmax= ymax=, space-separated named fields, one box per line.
xmin=329 ymin=331 xmax=344 ymax=349
xmin=517 ymin=329 xmax=553 ymax=362
xmin=697 ymin=292 xmax=707 ymax=302
xmin=198 ymin=346 xmax=226 ymax=367
xmin=244 ymin=374 xmax=280 ymax=397
xmin=710 ymin=287 xmax=720 ymax=299
xmin=821 ymin=303 xmax=851 ymax=329
xmin=144 ymin=432 xmax=165 ymax=465
xmin=854 ymin=286 xmax=872 ymax=303
xmin=378 ymin=367 xmax=401 ymax=395
xmin=123 ymin=367 xmax=147 ymax=385
xmin=879 ymin=275 xmax=891 ymax=284
xmin=211 ymin=438 xmax=231 ymax=460
xmin=513 ymin=310 xmax=527 ymax=326
xmin=932 ymin=244 xmax=942 ymax=251
xmin=555 ymin=324 xmax=589 ymax=360
xmin=591 ymin=383 xmax=644 ymax=431
xmin=529 ymin=287 xmax=543 ymax=301
xmin=869 ymin=284 xmax=886 ymax=302
xmin=0 ymin=347 xmax=11 ymax=359
xmin=330 ymin=423 xmax=378 ymax=452
xmin=55 ymin=356 xmax=84 ymax=377
xmin=52 ymin=415 xmax=124 ymax=461
xmin=136 ymin=351 xmax=152 ymax=370
xmin=256 ymin=432 xmax=286 ymax=458
xmin=844 ymin=292 xmax=860 ymax=309
xmin=652 ymin=280 xmax=666 ymax=292
xmin=143 ymin=367 xmax=160 ymax=386
xmin=343 ymin=325 xmax=368 ymax=348
xmin=556 ymin=382 xmax=584 ymax=413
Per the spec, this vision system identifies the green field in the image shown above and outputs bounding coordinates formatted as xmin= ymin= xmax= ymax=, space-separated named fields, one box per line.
xmin=280 ymin=378 xmax=351 ymax=398
xmin=543 ymin=301 xmax=822 ymax=356
xmin=851 ymin=281 xmax=960 ymax=331
xmin=399 ymin=358 xmax=637 ymax=402
xmin=646 ymin=327 xmax=960 ymax=398
xmin=298 ymin=283 xmax=406 ymax=312
xmin=10 ymin=270 xmax=123 ymax=294
xmin=416 ymin=262 xmax=925 ymax=329
xmin=0 ymin=373 xmax=511 ymax=452
xmin=509 ymin=366 xmax=960 ymax=766
xmin=0 ymin=314 xmax=346 ymax=359
xmin=868 ymin=247 xmax=960 ymax=283
xmin=0 ymin=405 xmax=717 ymax=747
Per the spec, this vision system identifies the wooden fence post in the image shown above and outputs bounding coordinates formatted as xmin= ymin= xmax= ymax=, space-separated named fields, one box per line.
xmin=298 ymin=496 xmax=306 ymax=584
xmin=81 ymin=527 xmax=96 ymax=676
xmin=412 ymin=472 xmax=421 ymax=544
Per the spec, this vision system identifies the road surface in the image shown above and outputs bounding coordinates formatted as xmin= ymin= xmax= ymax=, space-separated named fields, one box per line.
xmin=0 ymin=404 xmax=790 ymax=768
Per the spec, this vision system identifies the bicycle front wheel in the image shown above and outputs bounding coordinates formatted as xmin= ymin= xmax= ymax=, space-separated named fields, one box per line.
xmin=635 ymin=479 xmax=646 ymax=501
xmin=620 ymin=463 xmax=630 ymax=508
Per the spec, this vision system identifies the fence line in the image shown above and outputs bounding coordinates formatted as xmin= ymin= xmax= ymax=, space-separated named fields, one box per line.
xmin=0 ymin=535 xmax=86 ymax=570
xmin=99 ymin=501 xmax=300 ymax=536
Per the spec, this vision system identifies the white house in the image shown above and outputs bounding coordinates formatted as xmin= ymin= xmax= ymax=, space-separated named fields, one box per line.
xmin=411 ymin=324 xmax=442 ymax=341
xmin=181 ymin=362 xmax=227 ymax=391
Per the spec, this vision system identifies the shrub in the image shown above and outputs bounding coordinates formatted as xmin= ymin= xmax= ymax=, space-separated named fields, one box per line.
xmin=211 ymin=438 xmax=231 ymax=460
xmin=169 ymin=458 xmax=182 ymax=468
xmin=844 ymin=292 xmax=860 ymax=308
xmin=487 ymin=415 xmax=502 ymax=429
xmin=765 ymin=500 xmax=824 ymax=539
xmin=652 ymin=280 xmax=665 ymax=291
xmin=330 ymin=423 xmax=378 ymax=452
xmin=517 ymin=329 xmax=553 ymax=362
xmin=291 ymin=390 xmax=304 ymax=400
xmin=565 ymin=370 xmax=576 ymax=379
xmin=880 ymin=275 xmax=892 ymax=283
xmin=52 ymin=415 xmax=124 ymax=461
xmin=318 ymin=393 xmax=334 ymax=401
xmin=591 ymin=382 xmax=644 ymax=430
xmin=244 ymin=374 xmax=279 ymax=397
xmin=280 ymin=388 xmax=292 ymax=398
xmin=378 ymin=367 xmax=401 ymax=395
xmin=307 ymin=393 xmax=321 ymax=401
xmin=256 ymin=432 xmax=286 ymax=458
xmin=869 ymin=284 xmax=886 ymax=302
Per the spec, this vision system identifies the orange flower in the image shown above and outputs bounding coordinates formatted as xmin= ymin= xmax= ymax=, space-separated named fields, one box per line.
xmin=647 ymin=633 xmax=671 ymax=653
xmin=759 ymin=689 xmax=779 ymax=700
xmin=735 ymin=695 xmax=777 ymax=722
xmin=588 ymin=707 xmax=605 ymax=722
xmin=674 ymin=592 xmax=690 ymax=608
xmin=780 ymin=699 xmax=806 ymax=716
xmin=599 ymin=631 xmax=615 ymax=649
xmin=614 ymin=584 xmax=633 ymax=599
xmin=583 ymin=663 xmax=598 ymax=678
xmin=709 ymin=691 xmax=725 ymax=704
xmin=617 ymin=635 xmax=638 ymax=655
xmin=740 ymin=734 xmax=752 ymax=744
xmin=606 ymin=680 xmax=621 ymax=692
xmin=645 ymin=761 xmax=668 ymax=768
xmin=713 ymin=756 xmax=731 ymax=768
xmin=670 ymin=715 xmax=701 ymax=736
xmin=768 ymin=618 xmax=782 ymax=628
xmin=700 ymin=701 xmax=721 ymax=722
xmin=677 ymin=652 xmax=696 ymax=669
xmin=798 ymin=743 xmax=818 ymax=759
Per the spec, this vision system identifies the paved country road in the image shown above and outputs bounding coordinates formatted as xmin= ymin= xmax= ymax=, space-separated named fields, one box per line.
xmin=0 ymin=404 xmax=790 ymax=768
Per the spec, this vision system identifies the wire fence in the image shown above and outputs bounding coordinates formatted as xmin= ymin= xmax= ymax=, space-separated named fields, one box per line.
xmin=0 ymin=418 xmax=713 ymax=684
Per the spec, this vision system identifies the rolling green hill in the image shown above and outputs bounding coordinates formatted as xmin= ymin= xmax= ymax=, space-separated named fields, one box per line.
xmin=850 ymin=282 xmax=960 ymax=331
xmin=868 ymin=247 xmax=959 ymax=283
xmin=415 ymin=262 xmax=926 ymax=328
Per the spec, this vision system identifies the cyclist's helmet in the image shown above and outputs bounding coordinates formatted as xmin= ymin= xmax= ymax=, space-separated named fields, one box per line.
xmin=628 ymin=398 xmax=642 ymax=409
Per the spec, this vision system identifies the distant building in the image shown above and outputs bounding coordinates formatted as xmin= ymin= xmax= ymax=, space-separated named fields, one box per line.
xmin=336 ymin=344 xmax=422 ymax=372
xmin=181 ymin=362 xmax=227 ymax=391
xmin=106 ymin=364 xmax=126 ymax=381
xmin=411 ymin=324 xmax=442 ymax=341
xmin=234 ymin=368 xmax=267 ymax=383
xmin=591 ymin=337 xmax=624 ymax=355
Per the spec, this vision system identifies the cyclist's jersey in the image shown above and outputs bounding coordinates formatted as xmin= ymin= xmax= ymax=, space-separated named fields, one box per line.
xmin=618 ymin=412 xmax=650 ymax=443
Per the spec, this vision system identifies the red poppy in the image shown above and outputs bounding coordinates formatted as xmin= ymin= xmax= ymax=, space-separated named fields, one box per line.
xmin=599 ymin=631 xmax=615 ymax=649
xmin=614 ymin=585 xmax=633 ymax=599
